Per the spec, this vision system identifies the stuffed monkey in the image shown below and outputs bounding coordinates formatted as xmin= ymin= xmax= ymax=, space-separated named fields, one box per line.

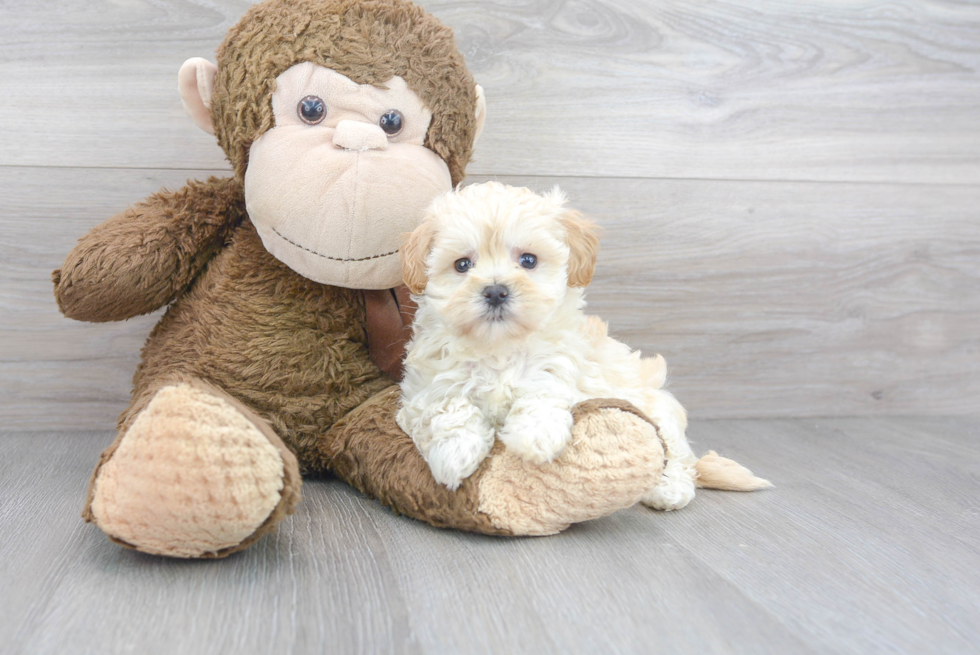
xmin=53 ymin=0 xmax=666 ymax=558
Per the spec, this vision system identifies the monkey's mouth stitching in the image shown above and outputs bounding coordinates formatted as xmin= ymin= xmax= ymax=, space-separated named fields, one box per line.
xmin=272 ymin=227 xmax=399 ymax=262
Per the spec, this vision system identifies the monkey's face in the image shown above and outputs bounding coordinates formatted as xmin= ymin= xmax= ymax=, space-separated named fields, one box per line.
xmin=178 ymin=0 xmax=486 ymax=290
xmin=242 ymin=62 xmax=453 ymax=289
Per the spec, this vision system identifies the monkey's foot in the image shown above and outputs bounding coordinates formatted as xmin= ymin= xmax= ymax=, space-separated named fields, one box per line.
xmin=321 ymin=389 xmax=665 ymax=536
xmin=85 ymin=381 xmax=301 ymax=558
xmin=477 ymin=398 xmax=665 ymax=535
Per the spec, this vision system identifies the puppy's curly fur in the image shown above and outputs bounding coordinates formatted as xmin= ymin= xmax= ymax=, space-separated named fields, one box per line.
xmin=396 ymin=182 xmax=704 ymax=509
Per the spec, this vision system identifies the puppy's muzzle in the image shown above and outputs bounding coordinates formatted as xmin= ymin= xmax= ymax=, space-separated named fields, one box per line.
xmin=482 ymin=284 xmax=509 ymax=308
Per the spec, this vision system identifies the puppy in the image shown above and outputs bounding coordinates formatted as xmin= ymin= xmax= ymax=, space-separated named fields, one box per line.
xmin=396 ymin=182 xmax=768 ymax=509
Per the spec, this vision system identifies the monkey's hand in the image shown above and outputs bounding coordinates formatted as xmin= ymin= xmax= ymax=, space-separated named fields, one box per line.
xmin=53 ymin=176 xmax=244 ymax=322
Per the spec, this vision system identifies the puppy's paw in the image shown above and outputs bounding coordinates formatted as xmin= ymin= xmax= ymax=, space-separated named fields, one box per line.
xmin=641 ymin=459 xmax=697 ymax=511
xmin=425 ymin=429 xmax=493 ymax=491
xmin=498 ymin=405 xmax=574 ymax=464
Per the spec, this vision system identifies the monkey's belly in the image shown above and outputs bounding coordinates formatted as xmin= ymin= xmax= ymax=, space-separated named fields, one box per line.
xmin=130 ymin=221 xmax=392 ymax=457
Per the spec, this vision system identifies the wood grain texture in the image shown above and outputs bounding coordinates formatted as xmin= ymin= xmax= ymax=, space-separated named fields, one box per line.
xmin=569 ymin=175 xmax=980 ymax=418
xmin=1 ymin=0 xmax=979 ymax=183
xmin=3 ymin=418 xmax=979 ymax=654
xmin=3 ymin=165 xmax=977 ymax=428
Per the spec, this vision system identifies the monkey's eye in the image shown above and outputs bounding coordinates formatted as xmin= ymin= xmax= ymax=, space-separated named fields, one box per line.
xmin=454 ymin=258 xmax=473 ymax=273
xmin=297 ymin=96 xmax=326 ymax=125
xmin=519 ymin=253 xmax=538 ymax=269
xmin=379 ymin=110 xmax=404 ymax=136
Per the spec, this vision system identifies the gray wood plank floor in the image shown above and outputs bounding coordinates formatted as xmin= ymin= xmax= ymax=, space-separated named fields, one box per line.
xmin=3 ymin=417 xmax=978 ymax=655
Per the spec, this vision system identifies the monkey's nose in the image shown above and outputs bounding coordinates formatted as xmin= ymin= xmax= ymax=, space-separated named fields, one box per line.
xmin=482 ymin=284 xmax=509 ymax=308
xmin=333 ymin=120 xmax=389 ymax=151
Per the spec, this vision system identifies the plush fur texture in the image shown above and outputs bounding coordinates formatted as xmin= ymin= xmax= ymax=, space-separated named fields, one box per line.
xmin=212 ymin=0 xmax=478 ymax=185
xmin=321 ymin=388 xmax=667 ymax=535
xmin=89 ymin=381 xmax=296 ymax=558
xmin=117 ymin=213 xmax=393 ymax=467
xmin=478 ymin=400 xmax=667 ymax=534
xmin=53 ymin=177 xmax=245 ymax=322
xmin=55 ymin=0 xmax=671 ymax=557
xmin=243 ymin=62 xmax=455 ymax=288
xmin=83 ymin=378 xmax=303 ymax=558
xmin=398 ymin=183 xmax=770 ymax=507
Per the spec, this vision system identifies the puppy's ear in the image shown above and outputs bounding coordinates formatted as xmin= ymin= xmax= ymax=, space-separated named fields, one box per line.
xmin=560 ymin=209 xmax=600 ymax=288
xmin=401 ymin=220 xmax=436 ymax=294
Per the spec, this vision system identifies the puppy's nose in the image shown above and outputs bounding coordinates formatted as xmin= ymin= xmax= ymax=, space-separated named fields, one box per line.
xmin=482 ymin=284 xmax=509 ymax=308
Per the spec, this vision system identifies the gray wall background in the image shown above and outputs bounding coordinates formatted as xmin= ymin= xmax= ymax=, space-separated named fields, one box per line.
xmin=1 ymin=0 xmax=978 ymax=428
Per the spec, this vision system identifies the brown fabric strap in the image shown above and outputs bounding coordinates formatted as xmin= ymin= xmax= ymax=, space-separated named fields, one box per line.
xmin=364 ymin=285 xmax=417 ymax=381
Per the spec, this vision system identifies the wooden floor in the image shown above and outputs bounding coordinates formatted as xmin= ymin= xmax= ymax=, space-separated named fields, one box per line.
xmin=3 ymin=416 xmax=979 ymax=655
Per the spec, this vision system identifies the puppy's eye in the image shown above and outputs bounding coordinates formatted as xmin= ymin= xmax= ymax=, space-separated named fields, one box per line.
xmin=379 ymin=109 xmax=404 ymax=136
xmin=519 ymin=253 xmax=537 ymax=269
xmin=298 ymin=96 xmax=326 ymax=124
xmin=454 ymin=258 xmax=473 ymax=273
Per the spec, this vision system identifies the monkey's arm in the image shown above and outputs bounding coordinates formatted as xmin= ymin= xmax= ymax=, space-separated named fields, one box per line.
xmin=53 ymin=177 xmax=245 ymax=322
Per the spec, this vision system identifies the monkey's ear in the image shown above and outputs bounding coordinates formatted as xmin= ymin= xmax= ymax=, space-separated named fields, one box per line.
xmin=473 ymin=85 xmax=487 ymax=146
xmin=178 ymin=57 xmax=218 ymax=135
xmin=401 ymin=220 xmax=437 ymax=295
xmin=560 ymin=209 xmax=601 ymax=288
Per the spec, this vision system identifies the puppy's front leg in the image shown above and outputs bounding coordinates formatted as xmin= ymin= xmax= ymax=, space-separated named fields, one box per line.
xmin=397 ymin=396 xmax=495 ymax=491
xmin=497 ymin=394 xmax=576 ymax=465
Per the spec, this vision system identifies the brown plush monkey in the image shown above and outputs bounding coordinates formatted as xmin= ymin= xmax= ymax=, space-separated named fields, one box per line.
xmin=53 ymin=0 xmax=666 ymax=558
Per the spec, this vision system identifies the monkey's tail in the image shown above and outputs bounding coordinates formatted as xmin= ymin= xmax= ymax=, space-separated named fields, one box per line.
xmin=694 ymin=451 xmax=773 ymax=491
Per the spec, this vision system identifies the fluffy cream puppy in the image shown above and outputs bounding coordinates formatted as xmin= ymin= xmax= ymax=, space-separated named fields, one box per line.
xmin=396 ymin=182 xmax=768 ymax=509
